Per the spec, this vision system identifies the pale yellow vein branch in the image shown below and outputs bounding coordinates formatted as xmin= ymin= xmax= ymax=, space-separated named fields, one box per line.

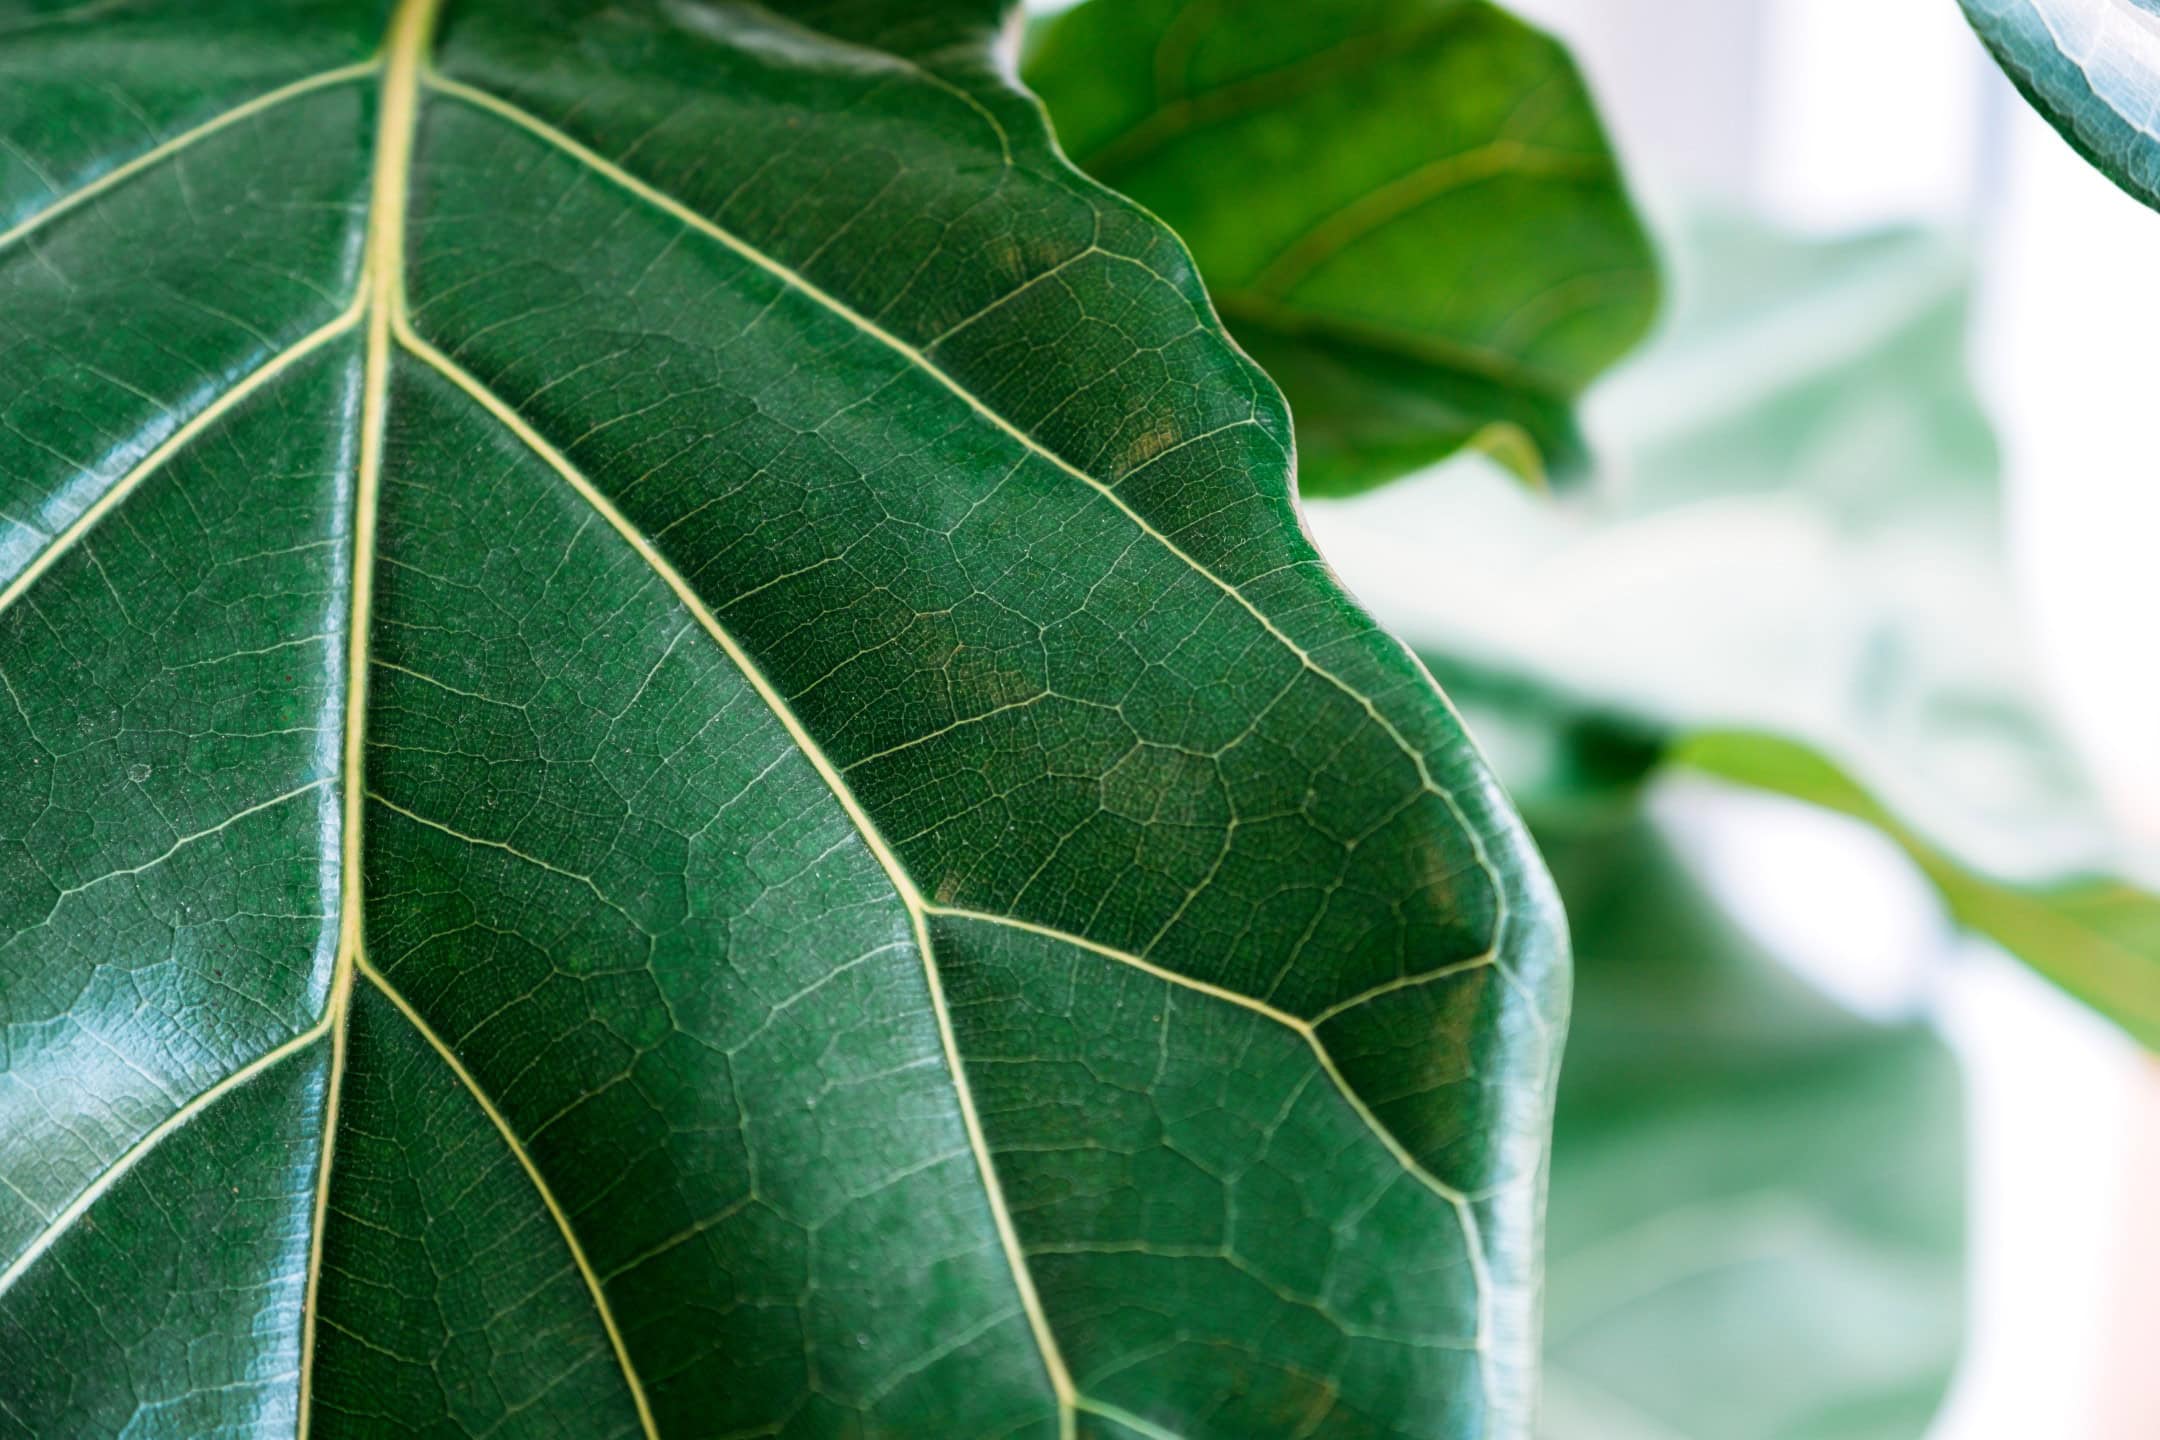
xmin=922 ymin=903 xmax=1500 ymax=1399
xmin=0 ymin=60 xmax=381 ymax=252
xmin=0 ymin=1020 xmax=333 ymax=1299
xmin=0 ymin=301 xmax=364 ymax=621
xmin=924 ymin=902 xmax=1310 ymax=1033
xmin=1308 ymin=949 xmax=1500 ymax=1028
xmin=50 ymin=777 xmax=331 ymax=899
xmin=355 ymin=955 xmax=660 ymax=1436
xmin=365 ymin=788 xmax=646 ymax=928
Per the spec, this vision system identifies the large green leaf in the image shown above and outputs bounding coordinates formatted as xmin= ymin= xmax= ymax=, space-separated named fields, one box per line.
xmin=1309 ymin=218 xmax=2160 ymax=1045
xmin=0 ymin=1 xmax=1564 ymax=1435
xmin=1959 ymin=0 xmax=2160 ymax=212
xmin=1537 ymin=816 xmax=1965 ymax=1440
xmin=1024 ymin=0 xmax=1659 ymax=495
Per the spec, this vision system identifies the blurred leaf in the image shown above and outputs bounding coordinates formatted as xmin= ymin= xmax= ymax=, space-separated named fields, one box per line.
xmin=1682 ymin=731 xmax=2160 ymax=1046
xmin=1025 ymin=0 xmax=1658 ymax=495
xmin=1537 ymin=816 xmax=1966 ymax=1440
xmin=1960 ymin=0 xmax=2160 ymax=213
xmin=1309 ymin=217 xmax=2160 ymax=1045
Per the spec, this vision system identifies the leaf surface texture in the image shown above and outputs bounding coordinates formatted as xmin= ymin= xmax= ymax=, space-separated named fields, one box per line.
xmin=0 ymin=1 xmax=1563 ymax=1436
xmin=1961 ymin=0 xmax=2160 ymax=210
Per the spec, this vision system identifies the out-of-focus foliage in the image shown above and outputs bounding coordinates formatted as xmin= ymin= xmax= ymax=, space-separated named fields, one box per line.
xmin=1025 ymin=0 xmax=1658 ymax=495
xmin=1960 ymin=0 xmax=2160 ymax=213
xmin=1311 ymin=218 xmax=2160 ymax=1046
xmin=1681 ymin=731 xmax=2160 ymax=1047
xmin=1537 ymin=815 xmax=1966 ymax=1440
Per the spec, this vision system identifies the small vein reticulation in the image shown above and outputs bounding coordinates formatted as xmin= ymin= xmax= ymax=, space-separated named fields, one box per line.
xmin=0 ymin=5 xmax=1542 ymax=1433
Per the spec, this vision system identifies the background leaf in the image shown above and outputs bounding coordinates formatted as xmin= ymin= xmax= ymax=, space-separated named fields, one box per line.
xmin=1958 ymin=0 xmax=2160 ymax=213
xmin=1678 ymin=731 xmax=2160 ymax=1046
xmin=0 ymin=1 xmax=1564 ymax=1434
xmin=1537 ymin=815 xmax=1966 ymax=1440
xmin=1309 ymin=216 xmax=2160 ymax=1045
xmin=1025 ymin=0 xmax=1659 ymax=495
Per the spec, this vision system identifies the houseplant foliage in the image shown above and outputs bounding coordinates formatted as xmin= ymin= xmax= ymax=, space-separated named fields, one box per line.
xmin=1253 ymin=216 xmax=1977 ymax=1431
xmin=1958 ymin=0 xmax=2160 ymax=211
xmin=0 ymin=0 xmax=1567 ymax=1435
xmin=1034 ymin=0 xmax=2160 ymax=1047
xmin=1023 ymin=0 xmax=1659 ymax=495
xmin=1311 ymin=219 xmax=2160 ymax=1047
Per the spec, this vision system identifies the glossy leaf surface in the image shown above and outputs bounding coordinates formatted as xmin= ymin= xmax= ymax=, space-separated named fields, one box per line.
xmin=1308 ymin=218 xmax=2160 ymax=1045
xmin=0 ymin=1 xmax=1564 ymax=1435
xmin=1025 ymin=0 xmax=1658 ymax=495
xmin=1960 ymin=0 xmax=2160 ymax=212
xmin=1538 ymin=817 xmax=1965 ymax=1440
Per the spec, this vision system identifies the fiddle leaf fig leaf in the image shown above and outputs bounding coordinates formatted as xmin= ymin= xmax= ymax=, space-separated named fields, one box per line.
xmin=1024 ymin=0 xmax=1659 ymax=496
xmin=0 ymin=1 xmax=1564 ymax=1437
xmin=1959 ymin=0 xmax=2160 ymax=212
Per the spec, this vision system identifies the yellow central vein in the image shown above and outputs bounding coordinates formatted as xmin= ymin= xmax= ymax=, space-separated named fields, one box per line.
xmin=0 ymin=14 xmax=1528 ymax=1428
xmin=286 ymin=5 xmax=666 ymax=1436
xmin=293 ymin=0 xmax=432 ymax=1429
xmin=393 ymin=322 xmax=1081 ymax=1425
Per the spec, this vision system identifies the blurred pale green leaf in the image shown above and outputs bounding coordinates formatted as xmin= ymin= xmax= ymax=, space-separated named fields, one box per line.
xmin=1679 ymin=731 xmax=2160 ymax=1045
xmin=1310 ymin=218 xmax=2160 ymax=1045
xmin=1959 ymin=0 xmax=2160 ymax=213
xmin=1024 ymin=0 xmax=1658 ymax=495
xmin=1538 ymin=816 xmax=1965 ymax=1440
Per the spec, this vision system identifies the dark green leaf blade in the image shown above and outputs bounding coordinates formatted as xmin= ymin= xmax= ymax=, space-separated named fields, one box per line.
xmin=1959 ymin=0 xmax=2160 ymax=212
xmin=0 ymin=1044 xmax=332 ymax=1439
xmin=0 ymin=2 xmax=1564 ymax=1436
xmin=1026 ymin=0 xmax=1658 ymax=495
